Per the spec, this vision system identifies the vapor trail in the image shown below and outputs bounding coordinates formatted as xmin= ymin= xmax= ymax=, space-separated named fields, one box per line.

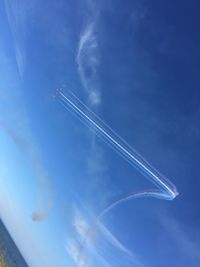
xmin=57 ymin=90 xmax=178 ymax=217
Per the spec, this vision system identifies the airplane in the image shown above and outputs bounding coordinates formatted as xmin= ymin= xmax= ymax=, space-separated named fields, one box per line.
xmin=53 ymin=86 xmax=64 ymax=99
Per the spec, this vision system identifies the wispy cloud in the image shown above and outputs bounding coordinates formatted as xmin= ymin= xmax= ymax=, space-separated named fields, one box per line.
xmin=76 ymin=4 xmax=101 ymax=107
xmin=4 ymin=0 xmax=34 ymax=79
xmin=65 ymin=210 xmax=111 ymax=267
xmin=65 ymin=238 xmax=91 ymax=267
xmin=65 ymin=206 xmax=144 ymax=267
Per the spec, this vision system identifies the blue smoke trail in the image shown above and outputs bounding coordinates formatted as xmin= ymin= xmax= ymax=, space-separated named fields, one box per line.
xmin=57 ymin=89 xmax=179 ymax=217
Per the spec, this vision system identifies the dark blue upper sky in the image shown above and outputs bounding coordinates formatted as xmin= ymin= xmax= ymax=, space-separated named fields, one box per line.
xmin=0 ymin=0 xmax=200 ymax=266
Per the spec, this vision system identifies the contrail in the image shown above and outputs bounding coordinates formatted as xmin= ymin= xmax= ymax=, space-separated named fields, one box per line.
xmin=57 ymin=89 xmax=179 ymax=217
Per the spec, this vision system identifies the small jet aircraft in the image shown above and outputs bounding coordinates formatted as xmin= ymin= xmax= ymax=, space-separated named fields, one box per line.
xmin=53 ymin=86 xmax=64 ymax=99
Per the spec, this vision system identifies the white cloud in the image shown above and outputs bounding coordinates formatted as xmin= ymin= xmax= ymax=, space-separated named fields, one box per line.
xmin=65 ymin=238 xmax=90 ymax=267
xmin=74 ymin=214 xmax=90 ymax=240
xmin=76 ymin=14 xmax=101 ymax=106
xmin=65 ymin=207 xmax=144 ymax=267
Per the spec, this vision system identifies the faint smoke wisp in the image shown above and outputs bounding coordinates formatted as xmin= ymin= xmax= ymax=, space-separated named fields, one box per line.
xmin=0 ymin=122 xmax=53 ymax=221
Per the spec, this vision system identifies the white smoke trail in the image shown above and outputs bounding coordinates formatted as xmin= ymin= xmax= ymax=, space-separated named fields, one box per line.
xmin=57 ymin=89 xmax=178 ymax=217
xmin=98 ymin=189 xmax=172 ymax=219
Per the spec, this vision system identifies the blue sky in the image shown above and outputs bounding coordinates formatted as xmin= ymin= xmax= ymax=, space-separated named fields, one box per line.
xmin=0 ymin=0 xmax=200 ymax=266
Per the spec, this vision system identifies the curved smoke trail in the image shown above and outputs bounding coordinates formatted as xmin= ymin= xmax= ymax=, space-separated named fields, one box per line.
xmin=57 ymin=89 xmax=179 ymax=218
xmin=98 ymin=189 xmax=173 ymax=219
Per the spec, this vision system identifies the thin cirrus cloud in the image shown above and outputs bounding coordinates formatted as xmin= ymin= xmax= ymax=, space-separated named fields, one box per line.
xmin=65 ymin=211 xmax=111 ymax=267
xmin=65 ymin=207 xmax=144 ymax=267
xmin=4 ymin=0 xmax=34 ymax=80
xmin=76 ymin=15 xmax=101 ymax=107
